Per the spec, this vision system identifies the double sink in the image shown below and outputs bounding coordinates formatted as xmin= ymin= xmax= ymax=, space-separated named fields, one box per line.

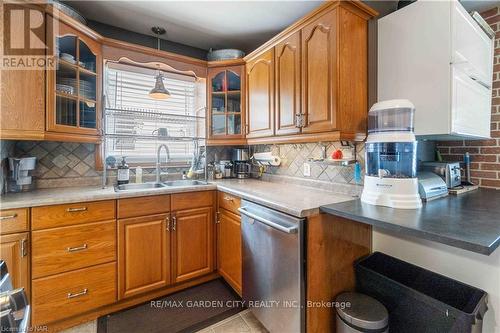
xmin=115 ymin=180 xmax=207 ymax=192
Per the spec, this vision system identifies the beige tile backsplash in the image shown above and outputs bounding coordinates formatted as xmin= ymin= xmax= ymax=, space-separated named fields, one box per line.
xmin=208 ymin=141 xmax=364 ymax=185
xmin=1 ymin=139 xmax=365 ymax=192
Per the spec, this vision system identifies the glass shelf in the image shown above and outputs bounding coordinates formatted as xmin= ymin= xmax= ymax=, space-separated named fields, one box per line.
xmin=209 ymin=68 xmax=242 ymax=137
xmin=54 ymin=34 xmax=98 ymax=131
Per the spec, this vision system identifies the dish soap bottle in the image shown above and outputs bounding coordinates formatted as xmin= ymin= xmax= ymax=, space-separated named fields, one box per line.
xmin=117 ymin=157 xmax=130 ymax=185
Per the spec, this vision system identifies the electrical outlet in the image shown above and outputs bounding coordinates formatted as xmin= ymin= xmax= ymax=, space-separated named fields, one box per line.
xmin=303 ymin=163 xmax=311 ymax=177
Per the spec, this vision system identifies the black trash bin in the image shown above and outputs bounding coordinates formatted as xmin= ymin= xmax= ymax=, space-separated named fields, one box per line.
xmin=355 ymin=252 xmax=488 ymax=333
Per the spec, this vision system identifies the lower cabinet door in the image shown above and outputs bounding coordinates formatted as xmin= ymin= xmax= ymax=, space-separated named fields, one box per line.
xmin=118 ymin=214 xmax=170 ymax=299
xmin=0 ymin=232 xmax=29 ymax=296
xmin=217 ymin=209 xmax=242 ymax=294
xmin=172 ymin=207 xmax=214 ymax=283
xmin=31 ymin=262 xmax=116 ymax=325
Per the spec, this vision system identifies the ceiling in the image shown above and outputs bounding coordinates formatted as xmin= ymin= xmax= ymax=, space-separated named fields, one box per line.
xmin=64 ymin=0 xmax=324 ymax=53
xmin=64 ymin=0 xmax=498 ymax=54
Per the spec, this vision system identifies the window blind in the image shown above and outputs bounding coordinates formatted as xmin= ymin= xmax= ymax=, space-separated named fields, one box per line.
xmin=104 ymin=63 xmax=205 ymax=165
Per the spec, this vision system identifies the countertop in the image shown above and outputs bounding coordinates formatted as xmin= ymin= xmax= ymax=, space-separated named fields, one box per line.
xmin=0 ymin=179 xmax=355 ymax=218
xmin=216 ymin=179 xmax=355 ymax=217
xmin=0 ymin=183 xmax=217 ymax=210
xmin=320 ymin=189 xmax=500 ymax=255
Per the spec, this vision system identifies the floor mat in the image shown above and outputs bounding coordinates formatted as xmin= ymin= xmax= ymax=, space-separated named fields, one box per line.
xmin=98 ymin=279 xmax=243 ymax=333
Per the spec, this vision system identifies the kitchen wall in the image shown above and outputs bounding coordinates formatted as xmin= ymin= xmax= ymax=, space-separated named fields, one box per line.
xmin=207 ymin=141 xmax=365 ymax=186
xmin=0 ymin=141 xmax=15 ymax=194
xmin=436 ymin=6 xmax=500 ymax=189
xmin=3 ymin=141 xmax=102 ymax=190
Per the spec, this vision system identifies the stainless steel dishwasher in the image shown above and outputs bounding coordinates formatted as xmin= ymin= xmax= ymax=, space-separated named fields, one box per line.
xmin=238 ymin=200 xmax=305 ymax=333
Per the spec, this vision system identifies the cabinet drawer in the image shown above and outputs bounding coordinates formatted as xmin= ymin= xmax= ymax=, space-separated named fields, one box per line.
xmin=172 ymin=191 xmax=215 ymax=211
xmin=218 ymin=192 xmax=241 ymax=215
xmin=32 ymin=200 xmax=115 ymax=230
xmin=0 ymin=208 xmax=29 ymax=234
xmin=32 ymin=221 xmax=116 ymax=279
xmin=117 ymin=195 xmax=170 ymax=219
xmin=32 ymin=262 xmax=116 ymax=325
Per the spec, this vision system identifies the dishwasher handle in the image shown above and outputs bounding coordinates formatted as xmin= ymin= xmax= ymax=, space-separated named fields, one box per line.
xmin=238 ymin=207 xmax=298 ymax=234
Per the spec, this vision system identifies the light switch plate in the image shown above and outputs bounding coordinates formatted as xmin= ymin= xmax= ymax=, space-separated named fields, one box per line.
xmin=303 ymin=163 xmax=311 ymax=177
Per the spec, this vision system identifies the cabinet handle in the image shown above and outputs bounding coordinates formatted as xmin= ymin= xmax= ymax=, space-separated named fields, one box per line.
xmin=223 ymin=196 xmax=234 ymax=202
xmin=20 ymin=239 xmax=28 ymax=257
xmin=172 ymin=216 xmax=177 ymax=231
xmin=66 ymin=207 xmax=87 ymax=212
xmin=0 ymin=214 xmax=17 ymax=220
xmin=67 ymin=288 xmax=88 ymax=299
xmin=215 ymin=211 xmax=220 ymax=224
xmin=67 ymin=244 xmax=88 ymax=252
xmin=166 ymin=216 xmax=170 ymax=232
xmin=295 ymin=113 xmax=305 ymax=128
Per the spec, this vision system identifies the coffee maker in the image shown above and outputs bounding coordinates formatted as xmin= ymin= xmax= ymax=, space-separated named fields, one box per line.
xmin=232 ymin=149 xmax=251 ymax=179
xmin=7 ymin=157 xmax=36 ymax=192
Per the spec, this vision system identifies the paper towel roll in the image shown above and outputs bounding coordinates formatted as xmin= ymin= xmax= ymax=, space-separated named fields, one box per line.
xmin=252 ymin=152 xmax=281 ymax=166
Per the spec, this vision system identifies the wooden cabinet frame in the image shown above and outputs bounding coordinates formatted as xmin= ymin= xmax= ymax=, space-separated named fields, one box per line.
xmin=275 ymin=31 xmax=302 ymax=136
xmin=207 ymin=64 xmax=246 ymax=143
xmin=172 ymin=206 xmax=215 ymax=283
xmin=45 ymin=14 xmax=102 ymax=142
xmin=246 ymin=49 xmax=275 ymax=138
xmin=118 ymin=214 xmax=170 ymax=299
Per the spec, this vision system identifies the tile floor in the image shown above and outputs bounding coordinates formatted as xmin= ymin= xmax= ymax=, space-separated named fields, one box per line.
xmin=196 ymin=309 xmax=268 ymax=333
xmin=59 ymin=309 xmax=268 ymax=333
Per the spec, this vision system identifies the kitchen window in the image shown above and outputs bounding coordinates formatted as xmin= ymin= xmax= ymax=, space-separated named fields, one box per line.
xmin=104 ymin=62 xmax=206 ymax=166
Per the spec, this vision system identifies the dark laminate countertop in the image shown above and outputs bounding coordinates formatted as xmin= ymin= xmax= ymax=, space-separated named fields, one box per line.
xmin=320 ymin=188 xmax=500 ymax=255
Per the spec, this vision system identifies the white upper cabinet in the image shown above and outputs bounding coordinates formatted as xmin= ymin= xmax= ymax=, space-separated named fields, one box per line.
xmin=378 ymin=0 xmax=494 ymax=140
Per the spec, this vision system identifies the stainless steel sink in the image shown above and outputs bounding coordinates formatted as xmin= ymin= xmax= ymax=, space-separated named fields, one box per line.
xmin=115 ymin=182 xmax=166 ymax=192
xmin=163 ymin=180 xmax=207 ymax=187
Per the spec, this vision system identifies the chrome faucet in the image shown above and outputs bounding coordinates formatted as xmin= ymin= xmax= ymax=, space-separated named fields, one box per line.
xmin=156 ymin=144 xmax=170 ymax=183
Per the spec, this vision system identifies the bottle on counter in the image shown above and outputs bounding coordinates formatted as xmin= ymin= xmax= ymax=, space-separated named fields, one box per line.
xmin=117 ymin=157 xmax=130 ymax=185
xmin=182 ymin=171 xmax=187 ymax=180
xmin=135 ymin=166 xmax=143 ymax=184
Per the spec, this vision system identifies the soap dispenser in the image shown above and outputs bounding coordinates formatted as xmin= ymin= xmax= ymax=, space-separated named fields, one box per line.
xmin=117 ymin=157 xmax=130 ymax=185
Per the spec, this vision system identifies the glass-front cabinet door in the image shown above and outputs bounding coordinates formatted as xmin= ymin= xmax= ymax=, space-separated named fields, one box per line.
xmin=208 ymin=65 xmax=245 ymax=141
xmin=47 ymin=17 xmax=101 ymax=140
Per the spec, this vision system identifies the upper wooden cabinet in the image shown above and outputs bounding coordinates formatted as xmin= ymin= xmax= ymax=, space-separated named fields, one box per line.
xmin=244 ymin=1 xmax=377 ymax=143
xmin=275 ymin=31 xmax=301 ymax=136
xmin=246 ymin=49 xmax=275 ymax=138
xmin=0 ymin=3 xmax=45 ymax=140
xmin=301 ymin=9 xmax=337 ymax=134
xmin=45 ymin=15 xmax=102 ymax=143
xmin=207 ymin=63 xmax=246 ymax=144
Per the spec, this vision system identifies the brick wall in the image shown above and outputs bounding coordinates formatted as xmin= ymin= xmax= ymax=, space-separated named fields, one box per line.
xmin=436 ymin=6 xmax=500 ymax=189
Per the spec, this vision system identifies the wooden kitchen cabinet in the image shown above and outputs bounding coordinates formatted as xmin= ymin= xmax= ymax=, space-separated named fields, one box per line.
xmin=207 ymin=63 xmax=246 ymax=144
xmin=172 ymin=206 xmax=215 ymax=283
xmin=0 ymin=3 xmax=45 ymax=140
xmin=217 ymin=209 xmax=242 ymax=295
xmin=45 ymin=15 xmax=102 ymax=143
xmin=246 ymin=49 xmax=275 ymax=138
xmin=0 ymin=232 xmax=29 ymax=295
xmin=244 ymin=1 xmax=377 ymax=143
xmin=118 ymin=214 xmax=170 ymax=299
xmin=275 ymin=31 xmax=301 ymax=136
xmin=301 ymin=9 xmax=337 ymax=134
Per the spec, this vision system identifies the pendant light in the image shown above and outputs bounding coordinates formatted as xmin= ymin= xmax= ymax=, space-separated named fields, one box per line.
xmin=149 ymin=27 xmax=171 ymax=100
